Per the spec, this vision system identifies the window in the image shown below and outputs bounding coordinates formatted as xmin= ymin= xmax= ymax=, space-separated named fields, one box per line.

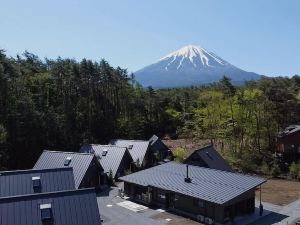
xmin=198 ymin=200 xmax=205 ymax=207
xmin=128 ymin=144 xmax=133 ymax=149
xmin=40 ymin=203 xmax=52 ymax=221
xmin=32 ymin=176 xmax=41 ymax=188
xmin=102 ymin=149 xmax=108 ymax=156
xmin=64 ymin=157 xmax=72 ymax=166
xmin=193 ymin=198 xmax=205 ymax=208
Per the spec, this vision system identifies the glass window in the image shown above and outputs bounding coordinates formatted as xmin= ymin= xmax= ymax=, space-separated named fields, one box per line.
xmin=40 ymin=204 xmax=52 ymax=220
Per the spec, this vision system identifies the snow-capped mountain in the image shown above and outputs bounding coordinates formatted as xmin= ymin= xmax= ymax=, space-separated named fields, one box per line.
xmin=134 ymin=45 xmax=261 ymax=88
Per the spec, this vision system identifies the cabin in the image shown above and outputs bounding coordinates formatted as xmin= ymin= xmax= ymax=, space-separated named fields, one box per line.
xmin=110 ymin=138 xmax=172 ymax=168
xmin=110 ymin=139 xmax=152 ymax=168
xmin=0 ymin=188 xmax=102 ymax=225
xmin=80 ymin=144 xmax=133 ymax=180
xmin=34 ymin=150 xmax=106 ymax=189
xmin=120 ymin=162 xmax=266 ymax=224
xmin=0 ymin=167 xmax=75 ymax=197
xmin=184 ymin=145 xmax=233 ymax=172
xmin=276 ymin=125 xmax=300 ymax=163
xmin=149 ymin=135 xmax=173 ymax=162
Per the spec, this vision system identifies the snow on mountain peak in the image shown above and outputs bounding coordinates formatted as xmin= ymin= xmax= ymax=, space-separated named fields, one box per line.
xmin=159 ymin=45 xmax=227 ymax=70
xmin=134 ymin=44 xmax=261 ymax=88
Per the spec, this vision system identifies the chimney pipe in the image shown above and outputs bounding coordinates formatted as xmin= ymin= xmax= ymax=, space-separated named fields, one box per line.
xmin=184 ymin=164 xmax=192 ymax=183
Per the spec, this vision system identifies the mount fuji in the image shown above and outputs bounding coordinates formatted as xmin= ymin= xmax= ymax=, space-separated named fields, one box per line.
xmin=134 ymin=45 xmax=261 ymax=88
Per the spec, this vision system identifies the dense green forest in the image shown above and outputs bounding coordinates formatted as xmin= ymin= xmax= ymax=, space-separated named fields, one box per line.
xmin=0 ymin=49 xmax=299 ymax=172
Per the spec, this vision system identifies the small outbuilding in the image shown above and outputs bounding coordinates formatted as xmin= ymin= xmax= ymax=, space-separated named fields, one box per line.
xmin=80 ymin=144 xmax=133 ymax=180
xmin=34 ymin=150 xmax=106 ymax=189
xmin=120 ymin=162 xmax=266 ymax=224
xmin=276 ymin=124 xmax=300 ymax=163
xmin=0 ymin=188 xmax=102 ymax=225
xmin=149 ymin=135 xmax=173 ymax=162
xmin=184 ymin=145 xmax=233 ymax=172
xmin=0 ymin=167 xmax=75 ymax=197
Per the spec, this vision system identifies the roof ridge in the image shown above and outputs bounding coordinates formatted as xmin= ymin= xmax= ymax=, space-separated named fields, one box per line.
xmin=93 ymin=145 xmax=127 ymax=149
xmin=0 ymin=167 xmax=73 ymax=175
xmin=112 ymin=139 xmax=150 ymax=143
xmin=168 ymin=162 xmax=265 ymax=179
xmin=0 ymin=188 xmax=96 ymax=201
xmin=43 ymin=150 xmax=93 ymax=156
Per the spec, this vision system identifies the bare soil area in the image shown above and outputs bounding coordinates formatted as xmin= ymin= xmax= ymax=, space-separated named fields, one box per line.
xmin=256 ymin=178 xmax=300 ymax=206
xmin=163 ymin=138 xmax=226 ymax=156
xmin=151 ymin=212 xmax=204 ymax=225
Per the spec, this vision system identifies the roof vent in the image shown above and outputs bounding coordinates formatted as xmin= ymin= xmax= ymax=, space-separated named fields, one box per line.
xmin=184 ymin=164 xmax=192 ymax=183
xmin=64 ymin=157 xmax=72 ymax=166
xmin=32 ymin=176 xmax=41 ymax=189
xmin=102 ymin=149 xmax=108 ymax=156
xmin=128 ymin=144 xmax=133 ymax=149
xmin=40 ymin=203 xmax=52 ymax=221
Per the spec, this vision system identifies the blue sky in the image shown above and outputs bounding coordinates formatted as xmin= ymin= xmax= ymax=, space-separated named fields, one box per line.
xmin=0 ymin=0 xmax=299 ymax=76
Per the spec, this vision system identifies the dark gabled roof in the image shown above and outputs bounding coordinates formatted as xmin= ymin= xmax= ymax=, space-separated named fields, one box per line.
xmin=0 ymin=167 xmax=75 ymax=197
xmin=120 ymin=162 xmax=266 ymax=205
xmin=80 ymin=144 xmax=133 ymax=178
xmin=184 ymin=145 xmax=233 ymax=172
xmin=110 ymin=139 xmax=150 ymax=163
xmin=149 ymin=135 xmax=169 ymax=152
xmin=278 ymin=124 xmax=300 ymax=138
xmin=34 ymin=150 xmax=103 ymax=188
xmin=0 ymin=188 xmax=101 ymax=225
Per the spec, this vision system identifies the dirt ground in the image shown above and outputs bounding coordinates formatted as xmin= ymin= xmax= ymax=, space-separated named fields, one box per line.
xmin=151 ymin=211 xmax=204 ymax=225
xmin=163 ymin=138 xmax=225 ymax=156
xmin=256 ymin=178 xmax=300 ymax=206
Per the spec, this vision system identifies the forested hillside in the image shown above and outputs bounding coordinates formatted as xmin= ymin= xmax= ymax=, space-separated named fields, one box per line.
xmin=0 ymin=49 xmax=299 ymax=172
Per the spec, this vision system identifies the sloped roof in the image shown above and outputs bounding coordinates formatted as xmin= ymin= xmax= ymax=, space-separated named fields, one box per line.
xmin=278 ymin=124 xmax=300 ymax=138
xmin=0 ymin=188 xmax=101 ymax=225
xmin=184 ymin=145 xmax=233 ymax=172
xmin=34 ymin=150 xmax=103 ymax=188
xmin=0 ymin=167 xmax=75 ymax=197
xmin=120 ymin=162 xmax=266 ymax=205
xmin=149 ymin=135 xmax=169 ymax=152
xmin=80 ymin=144 xmax=133 ymax=178
xmin=110 ymin=139 xmax=150 ymax=163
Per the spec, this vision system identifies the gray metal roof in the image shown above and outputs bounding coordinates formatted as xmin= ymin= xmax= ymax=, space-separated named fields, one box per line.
xmin=149 ymin=135 xmax=169 ymax=152
xmin=34 ymin=150 xmax=103 ymax=188
xmin=0 ymin=188 xmax=101 ymax=225
xmin=184 ymin=145 xmax=233 ymax=172
xmin=110 ymin=139 xmax=150 ymax=163
xmin=0 ymin=167 xmax=75 ymax=197
xmin=120 ymin=162 xmax=266 ymax=205
xmin=80 ymin=144 xmax=133 ymax=178
xmin=278 ymin=124 xmax=300 ymax=138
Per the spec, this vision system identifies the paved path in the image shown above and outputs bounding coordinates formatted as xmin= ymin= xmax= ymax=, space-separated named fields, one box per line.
xmin=97 ymin=187 xmax=168 ymax=225
xmin=97 ymin=186 xmax=300 ymax=225
xmin=250 ymin=199 xmax=300 ymax=225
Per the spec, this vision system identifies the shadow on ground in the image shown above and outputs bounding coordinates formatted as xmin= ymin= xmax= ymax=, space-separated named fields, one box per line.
xmin=247 ymin=212 xmax=288 ymax=225
xmin=96 ymin=186 xmax=114 ymax=197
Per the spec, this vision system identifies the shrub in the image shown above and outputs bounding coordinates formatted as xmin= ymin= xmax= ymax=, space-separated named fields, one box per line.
xmin=289 ymin=162 xmax=300 ymax=179
xmin=261 ymin=162 xmax=269 ymax=175
xmin=108 ymin=169 xmax=114 ymax=186
xmin=173 ymin=147 xmax=185 ymax=163
xmin=270 ymin=163 xmax=281 ymax=178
